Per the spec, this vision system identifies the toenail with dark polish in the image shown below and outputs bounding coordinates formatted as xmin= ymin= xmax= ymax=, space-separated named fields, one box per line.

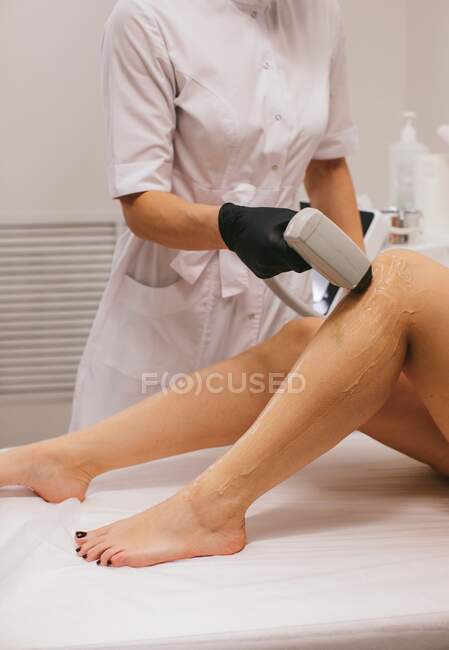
xmin=96 ymin=559 xmax=101 ymax=565
xmin=75 ymin=547 xmax=81 ymax=553
xmin=75 ymin=531 xmax=87 ymax=538
xmin=82 ymin=554 xmax=87 ymax=559
xmin=107 ymin=559 xmax=112 ymax=566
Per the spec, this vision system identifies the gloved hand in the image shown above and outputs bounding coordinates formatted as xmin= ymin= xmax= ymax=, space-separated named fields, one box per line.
xmin=218 ymin=202 xmax=311 ymax=279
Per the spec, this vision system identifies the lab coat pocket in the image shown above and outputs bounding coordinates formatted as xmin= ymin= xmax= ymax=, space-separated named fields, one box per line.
xmin=95 ymin=274 xmax=207 ymax=382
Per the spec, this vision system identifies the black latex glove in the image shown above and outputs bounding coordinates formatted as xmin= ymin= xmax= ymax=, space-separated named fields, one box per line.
xmin=218 ymin=202 xmax=311 ymax=279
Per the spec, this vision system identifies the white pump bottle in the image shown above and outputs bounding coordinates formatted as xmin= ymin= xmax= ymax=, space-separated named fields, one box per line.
xmin=389 ymin=111 xmax=428 ymax=210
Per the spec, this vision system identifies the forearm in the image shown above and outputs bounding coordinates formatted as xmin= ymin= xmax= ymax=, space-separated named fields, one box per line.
xmin=120 ymin=190 xmax=226 ymax=250
xmin=304 ymin=157 xmax=365 ymax=250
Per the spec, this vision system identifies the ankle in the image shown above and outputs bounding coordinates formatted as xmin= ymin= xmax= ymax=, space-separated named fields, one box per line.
xmin=180 ymin=478 xmax=248 ymax=534
xmin=54 ymin=433 xmax=103 ymax=480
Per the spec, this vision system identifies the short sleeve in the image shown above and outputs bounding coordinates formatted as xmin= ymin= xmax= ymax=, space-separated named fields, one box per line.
xmin=101 ymin=0 xmax=176 ymax=198
xmin=312 ymin=3 xmax=359 ymax=160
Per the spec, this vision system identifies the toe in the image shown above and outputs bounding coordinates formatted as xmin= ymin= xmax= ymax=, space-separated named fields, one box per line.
xmin=85 ymin=542 xmax=112 ymax=563
xmin=76 ymin=538 xmax=102 ymax=558
xmin=75 ymin=530 xmax=107 ymax=547
xmin=90 ymin=525 xmax=111 ymax=536
xmin=99 ymin=546 xmax=123 ymax=567
xmin=109 ymin=550 xmax=128 ymax=567
xmin=75 ymin=535 xmax=92 ymax=549
xmin=74 ymin=532 xmax=90 ymax=545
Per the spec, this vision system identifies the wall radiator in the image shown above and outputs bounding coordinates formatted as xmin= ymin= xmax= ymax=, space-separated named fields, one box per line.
xmin=0 ymin=213 xmax=121 ymax=401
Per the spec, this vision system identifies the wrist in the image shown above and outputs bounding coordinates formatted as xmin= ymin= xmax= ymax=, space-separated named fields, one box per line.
xmin=217 ymin=202 xmax=242 ymax=252
xmin=187 ymin=201 xmax=227 ymax=249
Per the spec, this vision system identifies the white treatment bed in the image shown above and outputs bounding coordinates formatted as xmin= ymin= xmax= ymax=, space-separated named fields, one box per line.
xmin=1 ymin=432 xmax=449 ymax=650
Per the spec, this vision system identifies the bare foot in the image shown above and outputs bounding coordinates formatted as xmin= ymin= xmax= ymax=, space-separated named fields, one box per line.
xmin=0 ymin=437 xmax=96 ymax=503
xmin=74 ymin=488 xmax=247 ymax=567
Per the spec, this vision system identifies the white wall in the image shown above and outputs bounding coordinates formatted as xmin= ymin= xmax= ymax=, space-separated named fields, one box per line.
xmin=0 ymin=0 xmax=447 ymax=446
xmin=406 ymin=0 xmax=449 ymax=154
xmin=340 ymin=0 xmax=408 ymax=205
xmin=0 ymin=1 xmax=118 ymax=447
xmin=342 ymin=0 xmax=449 ymax=202
xmin=0 ymin=400 xmax=75 ymax=448
xmin=0 ymin=0 xmax=115 ymax=213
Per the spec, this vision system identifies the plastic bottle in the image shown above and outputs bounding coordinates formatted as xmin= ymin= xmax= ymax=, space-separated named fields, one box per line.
xmin=389 ymin=112 xmax=428 ymax=210
xmin=414 ymin=125 xmax=449 ymax=237
xmin=437 ymin=124 xmax=449 ymax=147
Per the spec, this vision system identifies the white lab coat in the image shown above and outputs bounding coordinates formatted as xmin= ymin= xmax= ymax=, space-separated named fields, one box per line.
xmin=69 ymin=0 xmax=358 ymax=430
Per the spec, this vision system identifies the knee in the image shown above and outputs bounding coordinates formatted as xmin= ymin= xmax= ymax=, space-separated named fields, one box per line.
xmin=276 ymin=316 xmax=322 ymax=350
xmin=369 ymin=247 xmax=425 ymax=300
xmin=373 ymin=247 xmax=425 ymax=278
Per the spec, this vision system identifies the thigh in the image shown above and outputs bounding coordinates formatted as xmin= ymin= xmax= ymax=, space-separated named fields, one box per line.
xmin=403 ymin=253 xmax=449 ymax=437
xmin=361 ymin=372 xmax=449 ymax=473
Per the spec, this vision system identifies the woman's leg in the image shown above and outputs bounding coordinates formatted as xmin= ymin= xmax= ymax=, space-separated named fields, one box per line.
xmin=2 ymin=258 xmax=448 ymax=503
xmin=0 ymin=317 xmax=321 ymax=502
xmin=75 ymin=248 xmax=449 ymax=568
xmin=361 ymin=373 xmax=449 ymax=474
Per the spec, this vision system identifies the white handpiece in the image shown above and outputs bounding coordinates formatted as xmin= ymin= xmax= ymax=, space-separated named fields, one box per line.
xmin=284 ymin=207 xmax=372 ymax=292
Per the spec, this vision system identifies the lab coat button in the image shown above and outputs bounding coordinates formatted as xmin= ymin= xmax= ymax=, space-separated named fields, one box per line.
xmin=251 ymin=10 xmax=257 ymax=18
xmin=275 ymin=113 xmax=282 ymax=121
xmin=263 ymin=61 xmax=270 ymax=69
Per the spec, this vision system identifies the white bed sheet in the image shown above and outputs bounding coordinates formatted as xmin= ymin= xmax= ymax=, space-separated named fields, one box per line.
xmin=1 ymin=433 xmax=449 ymax=650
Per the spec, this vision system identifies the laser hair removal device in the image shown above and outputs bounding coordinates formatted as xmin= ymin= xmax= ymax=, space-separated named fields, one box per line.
xmin=265 ymin=206 xmax=386 ymax=318
xmin=283 ymin=207 xmax=373 ymax=294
